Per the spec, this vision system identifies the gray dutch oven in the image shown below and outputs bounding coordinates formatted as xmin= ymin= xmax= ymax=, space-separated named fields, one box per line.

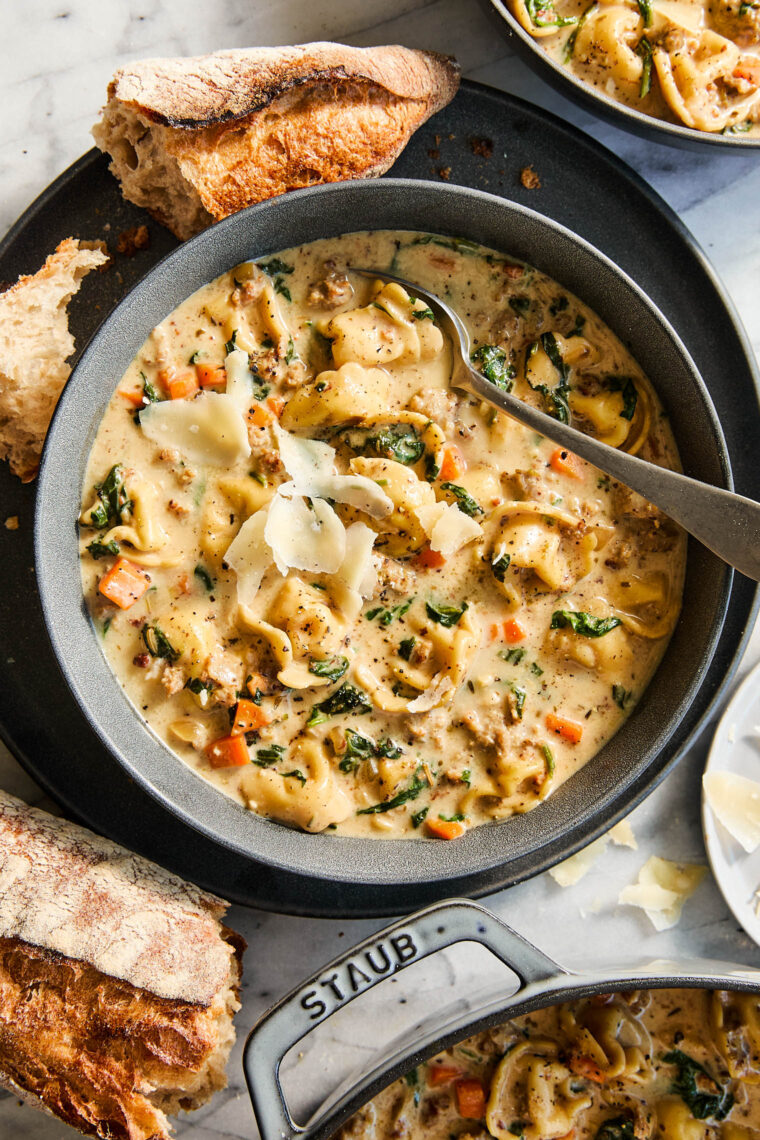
xmin=244 ymin=898 xmax=760 ymax=1140
xmin=35 ymin=178 xmax=731 ymax=907
xmin=485 ymin=0 xmax=760 ymax=152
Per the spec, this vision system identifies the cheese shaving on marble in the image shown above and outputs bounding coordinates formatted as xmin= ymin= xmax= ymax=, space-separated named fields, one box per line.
xmin=703 ymin=770 xmax=760 ymax=853
xmin=618 ymin=855 xmax=706 ymax=931
xmin=140 ymin=392 xmax=250 ymax=466
xmin=549 ymin=818 xmax=638 ymax=887
xmin=415 ymin=500 xmax=483 ymax=557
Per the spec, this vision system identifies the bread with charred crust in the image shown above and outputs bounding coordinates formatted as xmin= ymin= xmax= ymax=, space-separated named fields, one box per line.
xmin=93 ymin=42 xmax=460 ymax=239
xmin=0 ymin=791 xmax=244 ymax=1140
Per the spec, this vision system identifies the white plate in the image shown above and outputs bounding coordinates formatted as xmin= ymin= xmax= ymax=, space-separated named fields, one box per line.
xmin=702 ymin=659 xmax=760 ymax=944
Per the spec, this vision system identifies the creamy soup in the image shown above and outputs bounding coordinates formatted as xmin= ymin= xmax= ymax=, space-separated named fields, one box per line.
xmin=79 ymin=230 xmax=686 ymax=839
xmin=337 ymin=988 xmax=760 ymax=1140
xmin=508 ymin=0 xmax=760 ymax=135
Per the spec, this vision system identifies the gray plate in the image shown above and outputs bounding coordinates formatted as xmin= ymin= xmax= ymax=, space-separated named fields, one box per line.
xmin=1 ymin=81 xmax=757 ymax=915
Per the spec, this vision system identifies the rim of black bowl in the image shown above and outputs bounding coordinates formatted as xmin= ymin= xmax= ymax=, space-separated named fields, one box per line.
xmin=488 ymin=0 xmax=760 ymax=150
xmin=35 ymin=179 xmax=732 ymax=890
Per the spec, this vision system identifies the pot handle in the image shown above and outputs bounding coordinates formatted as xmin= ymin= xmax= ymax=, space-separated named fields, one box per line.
xmin=244 ymin=897 xmax=561 ymax=1140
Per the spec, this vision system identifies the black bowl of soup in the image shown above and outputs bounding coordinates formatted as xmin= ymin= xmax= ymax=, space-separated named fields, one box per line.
xmin=35 ymin=178 xmax=731 ymax=907
xmin=485 ymin=0 xmax=760 ymax=149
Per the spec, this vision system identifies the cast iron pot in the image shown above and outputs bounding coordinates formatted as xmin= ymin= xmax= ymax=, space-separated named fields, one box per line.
xmin=244 ymin=897 xmax=760 ymax=1140
xmin=35 ymin=178 xmax=731 ymax=908
xmin=485 ymin=0 xmax=760 ymax=152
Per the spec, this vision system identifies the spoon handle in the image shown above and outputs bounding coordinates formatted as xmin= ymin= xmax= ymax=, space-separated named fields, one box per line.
xmin=461 ymin=367 xmax=760 ymax=581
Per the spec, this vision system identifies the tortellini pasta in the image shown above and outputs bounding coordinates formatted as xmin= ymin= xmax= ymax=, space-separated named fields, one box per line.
xmin=80 ymin=229 xmax=685 ymax=839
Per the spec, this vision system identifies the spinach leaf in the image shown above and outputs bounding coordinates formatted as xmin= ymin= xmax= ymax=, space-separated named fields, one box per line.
xmin=259 ymin=258 xmax=294 ymax=276
xmin=358 ymin=769 xmax=427 ymax=814
xmin=595 ymin=1116 xmax=635 ymax=1140
xmin=399 ymin=636 xmax=417 ymax=661
xmin=308 ymin=656 xmax=349 ymax=682
xmin=663 ymin=1049 xmax=734 ymax=1121
xmin=551 ymin=610 xmax=622 ymax=637
xmin=607 ymin=376 xmax=638 ymax=421
xmin=541 ymin=743 xmax=555 ymax=775
xmin=225 ymin=330 xmax=239 ymax=354
xmin=306 ymin=683 xmax=372 ymax=727
xmin=471 ymin=344 xmax=515 ymax=392
xmin=283 ymin=769 xmax=307 ymax=785
xmin=426 ymin=600 xmax=468 ymax=627
xmin=492 ymin=551 xmax=511 ymax=582
xmin=194 ymin=564 xmax=214 ymax=592
xmin=353 ymin=425 xmax=424 ymax=466
xmin=340 ymin=729 xmax=403 ymax=772
xmin=86 ymin=538 xmax=120 ymax=560
xmin=439 ymin=812 xmax=465 ymax=822
xmin=507 ymin=683 xmax=527 ymax=719
xmin=499 ymin=647 xmax=526 ymax=664
xmin=636 ymin=37 xmax=653 ymax=97
xmin=612 ymin=684 xmax=633 ymax=709
xmin=185 ymin=677 xmax=215 ymax=703
xmin=142 ymin=374 xmax=162 ymax=403
xmin=254 ymin=744 xmax=286 ymax=767
xmin=411 ymin=305 xmax=435 ymax=321
xmin=441 ymin=482 xmax=484 ymax=517
xmin=425 ymin=453 xmax=440 ymax=481
xmin=366 ymin=598 xmax=415 ymax=627
xmin=527 ymin=334 xmax=572 ymax=424
xmin=142 ymin=623 xmax=180 ymax=662
xmin=525 ymin=0 xmax=578 ymax=24
xmin=89 ymin=464 xmax=131 ymax=530
xmin=636 ymin=0 xmax=652 ymax=24
xmin=411 ymin=807 xmax=429 ymax=828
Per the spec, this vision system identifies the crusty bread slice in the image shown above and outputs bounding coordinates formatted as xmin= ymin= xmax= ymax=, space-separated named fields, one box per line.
xmin=93 ymin=42 xmax=460 ymax=240
xmin=0 ymin=792 xmax=244 ymax=1140
xmin=0 ymin=238 xmax=108 ymax=481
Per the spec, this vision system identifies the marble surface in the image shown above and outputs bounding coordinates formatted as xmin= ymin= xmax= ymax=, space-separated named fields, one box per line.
xmin=1 ymin=1 xmax=759 ymax=1138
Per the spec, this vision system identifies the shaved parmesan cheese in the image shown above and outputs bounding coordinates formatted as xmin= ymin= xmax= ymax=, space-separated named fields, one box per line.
xmin=140 ymin=392 xmax=250 ymax=466
xmin=223 ymin=348 xmax=254 ymax=414
xmin=549 ymin=816 xmax=637 ymax=886
xmin=609 ymin=819 xmax=637 ymax=849
xmin=265 ymin=494 xmax=345 ymax=576
xmin=274 ymin=422 xmax=335 ymax=484
xmin=275 ymin=423 xmax=393 ymax=518
xmin=415 ymin=501 xmax=483 ymax=557
xmin=618 ymin=855 xmax=706 ymax=931
xmin=407 ymin=674 xmax=454 ymax=713
xmin=651 ymin=0 xmax=703 ymax=32
xmin=704 ymin=771 xmax=760 ymax=853
xmin=550 ymin=835 xmax=608 ymax=887
xmin=223 ymin=509 xmax=270 ymax=605
xmin=329 ymin=523 xmax=378 ymax=622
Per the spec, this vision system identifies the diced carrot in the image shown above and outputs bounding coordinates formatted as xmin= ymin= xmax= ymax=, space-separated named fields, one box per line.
xmin=550 ymin=447 xmax=583 ymax=479
xmin=206 ymin=734 xmax=250 ymax=769
xmin=98 ymin=558 xmax=150 ymax=610
xmin=427 ymin=1064 xmax=460 ymax=1086
xmin=489 ymin=623 xmax=500 ymax=642
xmin=159 ymin=366 xmax=198 ymax=400
xmin=231 ymin=699 xmax=270 ymax=736
xmin=172 ymin=572 xmax=191 ymax=597
xmin=567 ymin=1052 xmax=606 ymax=1084
xmin=249 ymin=404 xmax=273 ymax=428
xmin=546 ymin=712 xmax=584 ymax=744
xmin=733 ymin=59 xmax=760 ymax=84
xmin=267 ymin=394 xmax=286 ymax=418
xmin=439 ymin=444 xmax=466 ymax=482
xmin=455 ymin=1078 xmax=486 ymax=1118
xmin=413 ymin=545 xmax=446 ymax=569
xmin=503 ymin=618 xmax=526 ymax=643
xmin=426 ymin=817 xmax=466 ymax=840
xmin=118 ymin=387 xmax=146 ymax=408
xmin=195 ymin=363 xmax=227 ymax=390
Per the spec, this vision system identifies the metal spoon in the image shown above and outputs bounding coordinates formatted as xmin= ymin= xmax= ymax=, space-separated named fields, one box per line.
xmin=351 ymin=269 xmax=760 ymax=581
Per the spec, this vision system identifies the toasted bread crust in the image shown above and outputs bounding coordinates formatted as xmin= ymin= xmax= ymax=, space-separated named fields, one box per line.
xmin=104 ymin=42 xmax=459 ymax=128
xmin=93 ymin=43 xmax=460 ymax=238
xmin=0 ymin=791 xmax=233 ymax=1005
xmin=0 ymin=935 xmax=242 ymax=1140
